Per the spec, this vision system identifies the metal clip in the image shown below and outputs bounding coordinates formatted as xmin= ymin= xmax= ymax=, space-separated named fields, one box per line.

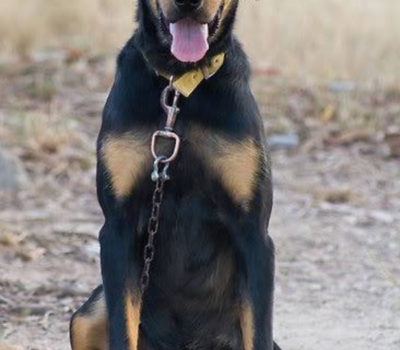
xmin=161 ymin=80 xmax=181 ymax=131
xmin=151 ymin=156 xmax=170 ymax=182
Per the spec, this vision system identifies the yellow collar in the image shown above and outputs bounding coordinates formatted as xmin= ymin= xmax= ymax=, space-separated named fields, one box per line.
xmin=156 ymin=53 xmax=225 ymax=98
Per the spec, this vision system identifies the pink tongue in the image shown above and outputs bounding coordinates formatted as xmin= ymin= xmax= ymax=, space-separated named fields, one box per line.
xmin=170 ymin=18 xmax=209 ymax=63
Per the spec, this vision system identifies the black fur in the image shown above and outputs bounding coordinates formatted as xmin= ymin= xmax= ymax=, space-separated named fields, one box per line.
xmin=71 ymin=1 xmax=281 ymax=350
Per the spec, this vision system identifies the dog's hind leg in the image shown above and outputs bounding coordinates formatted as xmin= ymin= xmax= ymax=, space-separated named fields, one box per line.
xmin=70 ymin=285 xmax=108 ymax=350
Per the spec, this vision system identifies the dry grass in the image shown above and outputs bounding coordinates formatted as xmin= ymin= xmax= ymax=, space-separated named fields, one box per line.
xmin=1 ymin=109 xmax=95 ymax=177
xmin=0 ymin=0 xmax=133 ymax=54
xmin=1 ymin=0 xmax=400 ymax=83
xmin=21 ymin=112 xmax=79 ymax=155
xmin=239 ymin=0 xmax=400 ymax=84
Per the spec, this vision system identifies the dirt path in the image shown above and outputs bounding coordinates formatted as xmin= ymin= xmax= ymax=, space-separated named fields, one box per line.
xmin=1 ymin=145 xmax=399 ymax=350
xmin=272 ymin=148 xmax=400 ymax=350
xmin=0 ymin=62 xmax=399 ymax=350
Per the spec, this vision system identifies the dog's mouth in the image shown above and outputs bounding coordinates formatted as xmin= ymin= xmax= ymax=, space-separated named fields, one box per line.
xmin=157 ymin=3 xmax=224 ymax=63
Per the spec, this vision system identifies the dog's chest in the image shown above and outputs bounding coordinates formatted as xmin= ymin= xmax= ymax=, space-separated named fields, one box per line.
xmin=101 ymin=125 xmax=263 ymax=209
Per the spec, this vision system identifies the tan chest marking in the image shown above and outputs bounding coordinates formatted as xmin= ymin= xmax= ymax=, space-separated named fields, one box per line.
xmin=101 ymin=133 xmax=151 ymax=199
xmin=240 ymin=301 xmax=255 ymax=350
xmin=212 ymin=139 xmax=260 ymax=209
xmin=189 ymin=127 xmax=264 ymax=210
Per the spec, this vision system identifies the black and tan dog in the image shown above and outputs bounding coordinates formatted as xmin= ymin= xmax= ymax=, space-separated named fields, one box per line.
xmin=70 ymin=1 xmax=282 ymax=350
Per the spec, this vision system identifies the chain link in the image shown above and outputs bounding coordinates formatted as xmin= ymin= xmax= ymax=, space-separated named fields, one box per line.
xmin=140 ymin=173 xmax=166 ymax=292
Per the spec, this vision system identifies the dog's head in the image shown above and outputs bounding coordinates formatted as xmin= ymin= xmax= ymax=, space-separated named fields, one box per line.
xmin=141 ymin=0 xmax=238 ymax=63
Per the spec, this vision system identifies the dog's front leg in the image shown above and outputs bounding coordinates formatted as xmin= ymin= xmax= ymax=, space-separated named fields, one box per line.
xmin=233 ymin=219 xmax=276 ymax=350
xmin=100 ymin=218 xmax=141 ymax=350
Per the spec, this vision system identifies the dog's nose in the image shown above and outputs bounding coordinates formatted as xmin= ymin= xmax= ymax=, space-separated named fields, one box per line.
xmin=174 ymin=0 xmax=203 ymax=12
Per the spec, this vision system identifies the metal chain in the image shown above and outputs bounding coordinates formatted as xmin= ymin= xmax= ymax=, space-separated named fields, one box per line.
xmin=140 ymin=169 xmax=166 ymax=292
xmin=140 ymin=80 xmax=181 ymax=293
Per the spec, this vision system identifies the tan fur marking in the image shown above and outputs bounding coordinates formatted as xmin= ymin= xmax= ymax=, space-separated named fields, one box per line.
xmin=157 ymin=0 xmax=172 ymax=19
xmin=148 ymin=0 xmax=157 ymax=15
xmin=190 ymin=126 xmax=261 ymax=210
xmin=240 ymin=302 xmax=255 ymax=350
xmin=202 ymin=0 xmax=224 ymax=20
xmin=212 ymin=139 xmax=259 ymax=209
xmin=102 ymin=133 xmax=151 ymax=199
xmin=223 ymin=0 xmax=234 ymax=13
xmin=71 ymin=299 xmax=108 ymax=350
xmin=125 ymin=292 xmax=142 ymax=350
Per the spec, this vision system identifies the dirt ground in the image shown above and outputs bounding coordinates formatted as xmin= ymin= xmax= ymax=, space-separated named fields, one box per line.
xmin=0 ymin=56 xmax=399 ymax=350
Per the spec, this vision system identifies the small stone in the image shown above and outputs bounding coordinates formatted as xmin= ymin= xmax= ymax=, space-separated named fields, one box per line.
xmin=268 ymin=133 xmax=299 ymax=151
xmin=329 ymin=80 xmax=356 ymax=93
xmin=0 ymin=149 xmax=28 ymax=192
xmin=369 ymin=210 xmax=395 ymax=224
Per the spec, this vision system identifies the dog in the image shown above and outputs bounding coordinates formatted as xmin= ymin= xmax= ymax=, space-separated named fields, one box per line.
xmin=70 ymin=1 xmax=282 ymax=350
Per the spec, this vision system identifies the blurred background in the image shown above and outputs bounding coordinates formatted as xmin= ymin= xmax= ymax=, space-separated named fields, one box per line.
xmin=0 ymin=1 xmax=399 ymax=350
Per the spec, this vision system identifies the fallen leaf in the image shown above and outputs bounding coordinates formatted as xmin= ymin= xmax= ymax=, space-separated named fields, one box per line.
xmin=315 ymin=189 xmax=355 ymax=204
xmin=11 ymin=304 xmax=51 ymax=317
xmin=384 ymin=131 xmax=400 ymax=158
xmin=0 ymin=230 xmax=25 ymax=247
xmin=325 ymin=130 xmax=372 ymax=146
xmin=320 ymin=104 xmax=336 ymax=123
xmin=15 ymin=247 xmax=46 ymax=262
